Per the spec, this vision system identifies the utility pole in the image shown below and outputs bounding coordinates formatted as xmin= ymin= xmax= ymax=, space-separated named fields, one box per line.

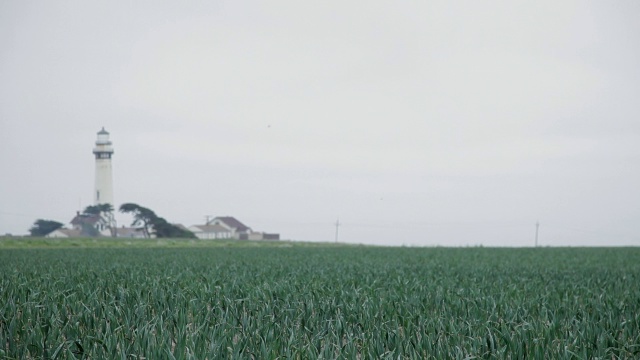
xmin=335 ymin=218 xmax=340 ymax=243
xmin=535 ymin=221 xmax=540 ymax=247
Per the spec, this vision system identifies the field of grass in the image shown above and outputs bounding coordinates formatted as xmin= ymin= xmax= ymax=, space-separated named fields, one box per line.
xmin=1 ymin=243 xmax=639 ymax=359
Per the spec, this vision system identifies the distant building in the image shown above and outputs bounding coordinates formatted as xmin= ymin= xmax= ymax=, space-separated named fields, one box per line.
xmin=46 ymin=228 xmax=83 ymax=238
xmin=209 ymin=217 xmax=252 ymax=239
xmin=189 ymin=216 xmax=250 ymax=239
xmin=100 ymin=226 xmax=146 ymax=238
xmin=70 ymin=212 xmax=109 ymax=236
xmin=46 ymin=225 xmax=146 ymax=239
xmin=188 ymin=224 xmax=233 ymax=239
xmin=189 ymin=216 xmax=279 ymax=240
xmin=248 ymin=232 xmax=280 ymax=241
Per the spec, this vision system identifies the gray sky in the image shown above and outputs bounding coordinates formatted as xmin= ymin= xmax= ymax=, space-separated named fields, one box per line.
xmin=1 ymin=1 xmax=639 ymax=246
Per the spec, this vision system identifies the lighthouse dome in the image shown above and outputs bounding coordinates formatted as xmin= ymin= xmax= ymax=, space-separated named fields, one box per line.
xmin=96 ymin=127 xmax=112 ymax=145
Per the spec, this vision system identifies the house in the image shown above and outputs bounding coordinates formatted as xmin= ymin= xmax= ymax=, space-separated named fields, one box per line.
xmin=210 ymin=216 xmax=252 ymax=239
xmin=100 ymin=226 xmax=146 ymax=238
xmin=189 ymin=216 xmax=279 ymax=240
xmin=189 ymin=216 xmax=252 ymax=240
xmin=188 ymin=224 xmax=233 ymax=239
xmin=70 ymin=212 xmax=110 ymax=236
xmin=248 ymin=232 xmax=280 ymax=241
xmin=46 ymin=228 xmax=83 ymax=238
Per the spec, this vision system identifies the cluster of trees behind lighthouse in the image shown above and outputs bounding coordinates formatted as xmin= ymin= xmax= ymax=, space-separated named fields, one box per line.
xmin=118 ymin=203 xmax=194 ymax=238
xmin=28 ymin=203 xmax=195 ymax=238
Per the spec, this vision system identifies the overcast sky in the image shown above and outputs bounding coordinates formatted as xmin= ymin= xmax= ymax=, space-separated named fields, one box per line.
xmin=1 ymin=1 xmax=639 ymax=246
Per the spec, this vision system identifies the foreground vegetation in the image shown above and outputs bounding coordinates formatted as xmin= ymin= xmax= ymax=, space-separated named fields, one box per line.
xmin=1 ymin=245 xmax=639 ymax=359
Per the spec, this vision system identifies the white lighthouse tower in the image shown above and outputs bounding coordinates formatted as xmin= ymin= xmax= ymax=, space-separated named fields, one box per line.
xmin=93 ymin=127 xmax=114 ymax=206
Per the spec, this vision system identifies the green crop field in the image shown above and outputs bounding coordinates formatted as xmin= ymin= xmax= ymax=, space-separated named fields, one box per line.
xmin=1 ymin=242 xmax=639 ymax=359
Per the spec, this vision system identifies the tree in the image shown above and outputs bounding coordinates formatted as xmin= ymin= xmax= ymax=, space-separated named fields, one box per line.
xmin=29 ymin=219 xmax=63 ymax=236
xmin=119 ymin=203 xmax=156 ymax=238
xmin=83 ymin=203 xmax=113 ymax=215
xmin=153 ymin=217 xmax=197 ymax=239
xmin=119 ymin=203 xmax=195 ymax=239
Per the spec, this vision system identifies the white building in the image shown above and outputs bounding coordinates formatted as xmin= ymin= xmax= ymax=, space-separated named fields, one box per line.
xmin=93 ymin=127 xmax=114 ymax=206
xmin=100 ymin=226 xmax=146 ymax=238
xmin=189 ymin=216 xmax=279 ymax=240
xmin=70 ymin=212 xmax=109 ymax=236
xmin=46 ymin=228 xmax=82 ymax=238
xmin=188 ymin=224 xmax=233 ymax=239
xmin=189 ymin=216 xmax=251 ymax=240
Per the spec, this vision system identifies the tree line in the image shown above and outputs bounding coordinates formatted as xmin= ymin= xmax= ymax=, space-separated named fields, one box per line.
xmin=28 ymin=203 xmax=195 ymax=238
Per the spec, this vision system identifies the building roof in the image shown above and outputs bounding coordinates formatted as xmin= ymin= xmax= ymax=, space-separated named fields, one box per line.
xmin=114 ymin=227 xmax=143 ymax=237
xmin=52 ymin=228 xmax=83 ymax=237
xmin=191 ymin=224 xmax=230 ymax=233
xmin=98 ymin=127 xmax=109 ymax=135
xmin=70 ymin=213 xmax=105 ymax=226
xmin=213 ymin=217 xmax=251 ymax=232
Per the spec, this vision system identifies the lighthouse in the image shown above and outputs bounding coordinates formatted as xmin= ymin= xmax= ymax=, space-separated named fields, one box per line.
xmin=93 ymin=127 xmax=114 ymax=206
